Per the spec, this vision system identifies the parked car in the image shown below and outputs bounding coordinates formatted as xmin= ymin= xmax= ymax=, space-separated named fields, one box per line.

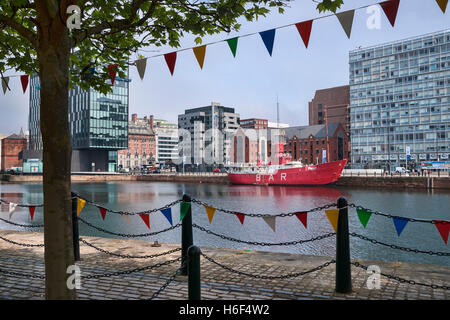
xmin=395 ymin=167 xmax=410 ymax=173
xmin=212 ymin=168 xmax=220 ymax=173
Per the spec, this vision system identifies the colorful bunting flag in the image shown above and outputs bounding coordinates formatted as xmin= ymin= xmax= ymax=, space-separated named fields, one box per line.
xmin=76 ymin=198 xmax=86 ymax=216
xmin=433 ymin=220 xmax=450 ymax=245
xmin=1 ymin=77 xmax=10 ymax=94
xmin=107 ymin=64 xmax=118 ymax=85
xmin=392 ymin=217 xmax=408 ymax=236
xmin=259 ymin=29 xmax=276 ymax=56
xmin=435 ymin=0 xmax=448 ymax=13
xmin=204 ymin=205 xmax=216 ymax=224
xmin=193 ymin=45 xmax=207 ymax=70
xmin=227 ymin=37 xmax=238 ymax=57
xmin=295 ymin=212 xmax=308 ymax=229
xmin=295 ymin=20 xmax=314 ymax=48
xmin=8 ymin=202 xmax=17 ymax=219
xmin=29 ymin=206 xmax=36 ymax=221
xmin=235 ymin=212 xmax=245 ymax=225
xmin=263 ymin=216 xmax=276 ymax=232
xmin=325 ymin=209 xmax=339 ymax=232
xmin=164 ymin=52 xmax=177 ymax=76
xmin=356 ymin=208 xmax=372 ymax=228
xmin=380 ymin=0 xmax=400 ymax=27
xmin=135 ymin=58 xmax=147 ymax=80
xmin=160 ymin=208 xmax=173 ymax=226
xmin=180 ymin=201 xmax=191 ymax=221
xmin=336 ymin=10 xmax=355 ymax=39
xmin=98 ymin=206 xmax=107 ymax=220
xmin=139 ymin=214 xmax=150 ymax=230
xmin=20 ymin=75 xmax=29 ymax=93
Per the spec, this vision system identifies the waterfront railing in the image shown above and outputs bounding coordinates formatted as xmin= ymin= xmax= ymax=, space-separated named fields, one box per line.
xmin=0 ymin=193 xmax=449 ymax=299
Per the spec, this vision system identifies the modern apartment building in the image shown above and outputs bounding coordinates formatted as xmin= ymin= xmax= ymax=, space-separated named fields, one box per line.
xmin=349 ymin=30 xmax=450 ymax=169
xmin=29 ymin=73 xmax=129 ymax=172
xmin=178 ymin=102 xmax=240 ymax=165
xmin=153 ymin=118 xmax=179 ymax=165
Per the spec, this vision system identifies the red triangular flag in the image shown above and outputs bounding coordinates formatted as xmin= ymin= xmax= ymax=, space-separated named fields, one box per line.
xmin=99 ymin=207 xmax=107 ymax=220
xmin=139 ymin=214 xmax=150 ymax=230
xmin=164 ymin=52 xmax=177 ymax=76
xmin=295 ymin=20 xmax=313 ymax=48
xmin=20 ymin=75 xmax=29 ymax=93
xmin=108 ymin=64 xmax=118 ymax=85
xmin=235 ymin=212 xmax=245 ymax=225
xmin=433 ymin=220 xmax=450 ymax=245
xmin=380 ymin=0 xmax=400 ymax=27
xmin=295 ymin=212 xmax=308 ymax=229
xmin=28 ymin=206 xmax=36 ymax=221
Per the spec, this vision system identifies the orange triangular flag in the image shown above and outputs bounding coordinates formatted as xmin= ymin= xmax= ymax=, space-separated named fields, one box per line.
xmin=76 ymin=198 xmax=86 ymax=216
xmin=325 ymin=209 xmax=339 ymax=232
xmin=28 ymin=206 xmax=36 ymax=221
xmin=204 ymin=205 xmax=216 ymax=224
xmin=193 ymin=45 xmax=206 ymax=69
xmin=433 ymin=220 xmax=450 ymax=244
xmin=139 ymin=214 xmax=150 ymax=230
xmin=121 ymin=213 xmax=131 ymax=224
xmin=235 ymin=212 xmax=245 ymax=225
xmin=435 ymin=0 xmax=448 ymax=13
xmin=99 ymin=207 xmax=107 ymax=220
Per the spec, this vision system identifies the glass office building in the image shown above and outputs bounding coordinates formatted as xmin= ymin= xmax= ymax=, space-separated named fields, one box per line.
xmin=349 ymin=29 xmax=450 ymax=169
xmin=29 ymin=73 xmax=129 ymax=172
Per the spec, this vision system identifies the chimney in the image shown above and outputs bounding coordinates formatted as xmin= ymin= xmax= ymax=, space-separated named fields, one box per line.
xmin=132 ymin=113 xmax=137 ymax=123
xmin=149 ymin=115 xmax=154 ymax=130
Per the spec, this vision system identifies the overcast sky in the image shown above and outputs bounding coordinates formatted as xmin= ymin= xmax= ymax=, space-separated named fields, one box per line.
xmin=0 ymin=0 xmax=449 ymax=135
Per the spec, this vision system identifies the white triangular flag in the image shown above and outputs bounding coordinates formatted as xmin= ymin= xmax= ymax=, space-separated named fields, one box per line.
xmin=263 ymin=216 xmax=276 ymax=232
xmin=9 ymin=202 xmax=18 ymax=219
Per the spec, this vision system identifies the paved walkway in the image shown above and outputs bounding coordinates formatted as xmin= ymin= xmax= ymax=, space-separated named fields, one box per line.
xmin=0 ymin=230 xmax=449 ymax=300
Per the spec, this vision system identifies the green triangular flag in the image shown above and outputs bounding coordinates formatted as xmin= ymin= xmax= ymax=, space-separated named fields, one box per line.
xmin=180 ymin=201 xmax=191 ymax=221
xmin=227 ymin=37 xmax=238 ymax=57
xmin=356 ymin=208 xmax=372 ymax=228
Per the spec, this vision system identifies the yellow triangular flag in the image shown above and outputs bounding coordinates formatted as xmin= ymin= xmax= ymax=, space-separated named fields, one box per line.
xmin=77 ymin=198 xmax=86 ymax=216
xmin=325 ymin=209 xmax=339 ymax=232
xmin=204 ymin=205 xmax=216 ymax=224
xmin=193 ymin=45 xmax=206 ymax=69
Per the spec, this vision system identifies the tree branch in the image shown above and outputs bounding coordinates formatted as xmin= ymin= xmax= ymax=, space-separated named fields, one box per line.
xmin=0 ymin=14 xmax=37 ymax=48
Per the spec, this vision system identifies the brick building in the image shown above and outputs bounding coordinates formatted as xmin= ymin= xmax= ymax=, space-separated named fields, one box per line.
xmin=1 ymin=133 xmax=27 ymax=171
xmin=284 ymin=123 xmax=349 ymax=165
xmin=308 ymin=85 xmax=350 ymax=135
xmin=118 ymin=114 xmax=156 ymax=171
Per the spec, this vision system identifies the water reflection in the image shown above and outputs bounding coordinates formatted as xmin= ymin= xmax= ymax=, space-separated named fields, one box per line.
xmin=0 ymin=181 xmax=449 ymax=267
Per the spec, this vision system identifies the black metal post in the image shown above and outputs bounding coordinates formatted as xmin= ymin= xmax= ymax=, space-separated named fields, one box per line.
xmin=71 ymin=192 xmax=80 ymax=261
xmin=181 ymin=194 xmax=193 ymax=275
xmin=188 ymin=245 xmax=201 ymax=300
xmin=336 ymin=196 xmax=352 ymax=293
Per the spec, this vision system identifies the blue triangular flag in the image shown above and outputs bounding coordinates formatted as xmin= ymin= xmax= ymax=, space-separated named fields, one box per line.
xmin=392 ymin=217 xmax=409 ymax=236
xmin=259 ymin=29 xmax=276 ymax=56
xmin=161 ymin=208 xmax=173 ymax=226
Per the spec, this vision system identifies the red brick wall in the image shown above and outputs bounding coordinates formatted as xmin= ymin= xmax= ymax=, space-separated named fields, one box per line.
xmin=1 ymin=138 xmax=27 ymax=170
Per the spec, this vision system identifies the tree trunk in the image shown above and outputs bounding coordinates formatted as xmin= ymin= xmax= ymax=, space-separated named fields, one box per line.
xmin=37 ymin=13 xmax=76 ymax=300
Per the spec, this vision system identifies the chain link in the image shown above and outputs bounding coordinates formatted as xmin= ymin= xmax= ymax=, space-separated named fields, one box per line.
xmin=191 ymin=198 xmax=336 ymax=218
xmin=0 ymin=198 xmax=44 ymax=208
xmin=0 ymin=234 xmax=44 ymax=247
xmin=72 ymin=192 xmax=182 ymax=216
xmin=193 ymin=223 xmax=335 ymax=246
xmin=350 ymin=233 xmax=450 ymax=256
xmin=148 ymin=259 xmax=188 ymax=300
xmin=0 ymin=217 xmax=44 ymax=228
xmin=200 ymin=252 xmax=335 ymax=280
xmin=79 ymin=238 xmax=181 ymax=259
xmin=351 ymin=261 xmax=450 ymax=290
xmin=78 ymin=216 xmax=181 ymax=238
xmin=0 ymin=267 xmax=46 ymax=279
xmin=348 ymin=203 xmax=447 ymax=224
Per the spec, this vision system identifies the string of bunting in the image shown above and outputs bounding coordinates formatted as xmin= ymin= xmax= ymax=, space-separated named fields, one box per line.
xmin=0 ymin=198 xmax=40 ymax=221
xmin=1 ymin=0 xmax=448 ymax=94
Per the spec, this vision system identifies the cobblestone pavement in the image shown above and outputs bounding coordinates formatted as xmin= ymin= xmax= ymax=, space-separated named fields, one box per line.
xmin=0 ymin=230 xmax=449 ymax=300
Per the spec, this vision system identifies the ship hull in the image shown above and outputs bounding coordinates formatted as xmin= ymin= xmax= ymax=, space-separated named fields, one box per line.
xmin=228 ymin=159 xmax=347 ymax=186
